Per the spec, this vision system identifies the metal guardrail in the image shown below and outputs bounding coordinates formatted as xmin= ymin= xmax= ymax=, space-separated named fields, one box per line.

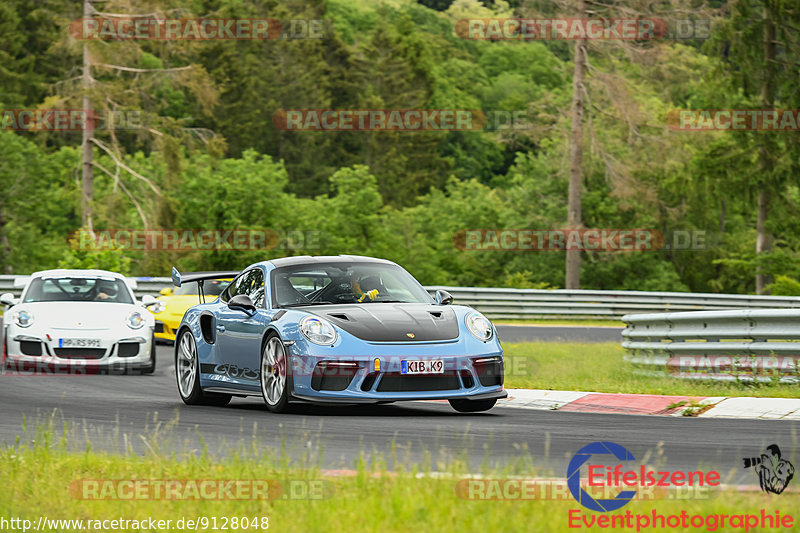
xmin=425 ymin=286 xmax=800 ymax=319
xmin=2 ymin=275 xmax=800 ymax=318
xmin=622 ymin=310 xmax=800 ymax=382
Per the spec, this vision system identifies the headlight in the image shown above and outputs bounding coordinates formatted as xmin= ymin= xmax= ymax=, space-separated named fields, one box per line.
xmin=15 ymin=310 xmax=34 ymax=328
xmin=150 ymin=302 xmax=166 ymax=314
xmin=465 ymin=311 xmax=493 ymax=341
xmin=299 ymin=316 xmax=337 ymax=345
xmin=126 ymin=311 xmax=145 ymax=329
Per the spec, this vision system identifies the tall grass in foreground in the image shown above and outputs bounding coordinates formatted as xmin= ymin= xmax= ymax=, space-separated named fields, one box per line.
xmin=0 ymin=419 xmax=795 ymax=532
xmin=502 ymin=342 xmax=800 ymax=398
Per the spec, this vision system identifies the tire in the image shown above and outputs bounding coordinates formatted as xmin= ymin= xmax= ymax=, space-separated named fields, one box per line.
xmin=175 ymin=329 xmax=231 ymax=407
xmin=2 ymin=327 xmax=6 ymax=371
xmin=260 ymin=333 xmax=292 ymax=413
xmin=448 ymin=398 xmax=497 ymax=413
xmin=140 ymin=333 xmax=156 ymax=375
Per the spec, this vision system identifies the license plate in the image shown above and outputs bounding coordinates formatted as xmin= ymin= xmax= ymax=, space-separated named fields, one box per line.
xmin=401 ymin=359 xmax=444 ymax=375
xmin=59 ymin=338 xmax=101 ymax=348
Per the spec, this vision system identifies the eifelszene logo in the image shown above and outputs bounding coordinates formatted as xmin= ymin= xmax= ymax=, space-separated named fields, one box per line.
xmin=567 ymin=441 xmax=721 ymax=513
xmin=567 ymin=441 xmax=637 ymax=512
xmin=743 ymin=444 xmax=795 ymax=494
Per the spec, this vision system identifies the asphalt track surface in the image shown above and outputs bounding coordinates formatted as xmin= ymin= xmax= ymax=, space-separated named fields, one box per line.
xmin=1 ymin=342 xmax=797 ymax=484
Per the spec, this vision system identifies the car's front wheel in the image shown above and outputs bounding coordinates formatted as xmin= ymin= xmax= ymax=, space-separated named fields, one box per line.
xmin=176 ymin=329 xmax=230 ymax=406
xmin=260 ymin=334 xmax=292 ymax=413
xmin=140 ymin=333 xmax=156 ymax=375
xmin=448 ymin=398 xmax=497 ymax=413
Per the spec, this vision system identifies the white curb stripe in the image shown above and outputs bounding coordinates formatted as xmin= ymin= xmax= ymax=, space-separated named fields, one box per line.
xmin=501 ymin=389 xmax=800 ymax=420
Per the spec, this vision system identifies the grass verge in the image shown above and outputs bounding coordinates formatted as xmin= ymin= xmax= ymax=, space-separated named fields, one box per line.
xmin=0 ymin=428 xmax=793 ymax=533
xmin=502 ymin=342 xmax=800 ymax=398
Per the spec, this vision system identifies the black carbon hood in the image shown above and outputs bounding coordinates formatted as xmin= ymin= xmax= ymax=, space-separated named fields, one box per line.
xmin=300 ymin=303 xmax=460 ymax=342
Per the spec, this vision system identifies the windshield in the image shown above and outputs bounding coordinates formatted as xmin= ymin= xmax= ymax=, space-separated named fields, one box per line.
xmin=271 ymin=262 xmax=433 ymax=307
xmin=172 ymin=279 xmax=231 ymax=296
xmin=22 ymin=277 xmax=134 ymax=304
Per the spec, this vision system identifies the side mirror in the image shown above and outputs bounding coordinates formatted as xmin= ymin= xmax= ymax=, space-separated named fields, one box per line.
xmin=0 ymin=292 xmax=18 ymax=307
xmin=160 ymin=287 xmax=173 ymax=296
xmin=434 ymin=289 xmax=453 ymax=305
xmin=141 ymin=295 xmax=157 ymax=307
xmin=228 ymin=294 xmax=256 ymax=316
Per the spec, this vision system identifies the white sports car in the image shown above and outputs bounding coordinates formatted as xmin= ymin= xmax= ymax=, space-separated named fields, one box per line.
xmin=1 ymin=269 xmax=156 ymax=374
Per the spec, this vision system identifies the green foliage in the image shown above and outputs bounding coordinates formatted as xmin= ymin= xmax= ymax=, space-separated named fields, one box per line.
xmin=501 ymin=271 xmax=552 ymax=290
xmin=0 ymin=0 xmax=799 ymax=293
xmin=57 ymin=231 xmax=132 ymax=275
xmin=767 ymin=276 xmax=800 ymax=296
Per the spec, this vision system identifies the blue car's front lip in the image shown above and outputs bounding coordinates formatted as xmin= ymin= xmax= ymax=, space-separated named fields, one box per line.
xmin=288 ymin=348 xmax=505 ymax=402
xmin=291 ymin=389 xmax=507 ymax=403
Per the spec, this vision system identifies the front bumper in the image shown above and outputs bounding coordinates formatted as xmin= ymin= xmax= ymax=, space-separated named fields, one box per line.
xmin=4 ymin=328 xmax=154 ymax=373
xmin=287 ymin=352 xmax=505 ymax=403
xmin=154 ymin=319 xmax=178 ymax=343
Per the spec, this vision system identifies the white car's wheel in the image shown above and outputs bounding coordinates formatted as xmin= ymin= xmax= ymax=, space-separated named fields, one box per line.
xmin=140 ymin=333 xmax=156 ymax=375
xmin=260 ymin=334 xmax=291 ymax=413
xmin=176 ymin=329 xmax=230 ymax=406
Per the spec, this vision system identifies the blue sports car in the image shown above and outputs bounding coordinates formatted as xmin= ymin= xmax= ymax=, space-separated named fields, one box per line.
xmin=172 ymin=255 xmax=506 ymax=413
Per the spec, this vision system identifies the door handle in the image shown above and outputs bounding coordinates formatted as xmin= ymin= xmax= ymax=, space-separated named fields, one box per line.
xmin=216 ymin=324 xmax=225 ymax=332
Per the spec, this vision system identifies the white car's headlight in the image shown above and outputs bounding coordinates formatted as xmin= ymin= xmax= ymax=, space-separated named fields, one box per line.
xmin=14 ymin=310 xmax=34 ymax=328
xmin=126 ymin=311 xmax=145 ymax=329
xmin=466 ymin=311 xmax=493 ymax=341
xmin=150 ymin=301 xmax=166 ymax=314
xmin=299 ymin=316 xmax=337 ymax=345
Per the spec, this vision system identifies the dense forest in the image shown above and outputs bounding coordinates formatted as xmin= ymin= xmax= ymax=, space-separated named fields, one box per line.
xmin=1 ymin=0 xmax=799 ymax=294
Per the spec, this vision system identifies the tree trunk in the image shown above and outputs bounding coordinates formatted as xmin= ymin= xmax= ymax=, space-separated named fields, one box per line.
xmin=565 ymin=0 xmax=587 ymax=289
xmin=756 ymin=8 xmax=775 ymax=294
xmin=81 ymin=0 xmax=94 ymax=231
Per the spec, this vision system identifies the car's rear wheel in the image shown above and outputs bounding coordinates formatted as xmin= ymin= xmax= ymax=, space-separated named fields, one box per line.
xmin=176 ymin=329 xmax=230 ymax=406
xmin=448 ymin=398 xmax=497 ymax=413
xmin=260 ymin=334 xmax=291 ymax=413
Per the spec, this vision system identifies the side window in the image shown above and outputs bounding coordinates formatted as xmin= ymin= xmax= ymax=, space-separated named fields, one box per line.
xmin=222 ymin=273 xmax=250 ymax=303
xmin=247 ymin=269 xmax=265 ymax=308
xmin=221 ymin=269 xmax=264 ymax=308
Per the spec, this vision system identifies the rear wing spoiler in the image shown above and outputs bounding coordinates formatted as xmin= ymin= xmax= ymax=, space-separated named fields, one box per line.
xmin=171 ymin=267 xmax=240 ymax=303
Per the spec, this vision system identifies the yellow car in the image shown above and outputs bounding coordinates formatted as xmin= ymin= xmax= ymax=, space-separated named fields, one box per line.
xmin=149 ymin=279 xmax=232 ymax=343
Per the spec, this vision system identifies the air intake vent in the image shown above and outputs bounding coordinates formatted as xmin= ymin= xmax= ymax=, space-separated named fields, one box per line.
xmin=311 ymin=361 xmax=358 ymax=391
xmin=20 ymin=341 xmax=43 ymax=356
xmin=376 ymin=372 xmax=461 ymax=392
xmin=473 ymin=358 xmax=503 ymax=387
xmin=117 ymin=342 xmax=140 ymax=358
xmin=328 ymin=313 xmax=349 ymax=321
xmin=54 ymin=348 xmax=105 ymax=359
